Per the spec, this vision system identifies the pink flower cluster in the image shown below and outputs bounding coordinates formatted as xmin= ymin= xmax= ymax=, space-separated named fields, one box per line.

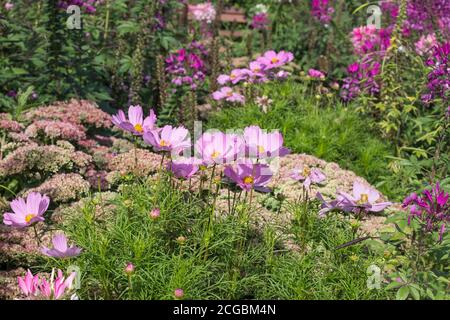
xmin=213 ymin=50 xmax=294 ymax=104
xmin=415 ymin=34 xmax=438 ymax=57
xmin=112 ymin=108 xmax=290 ymax=192
xmin=165 ymin=42 xmax=209 ymax=90
xmin=251 ymin=13 xmax=270 ymax=30
xmin=311 ymin=0 xmax=334 ymax=24
xmin=17 ymin=269 xmax=77 ymax=300
xmin=58 ymin=0 xmax=99 ymax=14
xmin=25 ymin=120 xmax=87 ymax=142
xmin=188 ymin=2 xmax=216 ymax=24
xmin=24 ymin=99 xmax=112 ymax=130
xmin=350 ymin=25 xmax=392 ymax=58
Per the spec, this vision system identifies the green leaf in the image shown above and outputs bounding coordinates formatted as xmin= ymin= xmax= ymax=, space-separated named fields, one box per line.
xmin=396 ymin=286 xmax=410 ymax=300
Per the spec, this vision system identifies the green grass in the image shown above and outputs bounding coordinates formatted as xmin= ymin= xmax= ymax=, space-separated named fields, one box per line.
xmin=44 ymin=175 xmax=392 ymax=300
xmin=207 ymin=81 xmax=397 ymax=198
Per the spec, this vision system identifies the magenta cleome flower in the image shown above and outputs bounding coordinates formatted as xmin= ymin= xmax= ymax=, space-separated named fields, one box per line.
xmin=212 ymin=87 xmax=245 ymax=104
xmin=112 ymin=105 xmax=157 ymax=135
xmin=3 ymin=192 xmax=50 ymax=228
xmin=143 ymin=125 xmax=191 ymax=154
xmin=308 ymin=68 xmax=326 ymax=79
xmin=41 ymin=233 xmax=82 ymax=258
xmin=403 ymin=182 xmax=449 ymax=242
xmin=195 ymin=131 xmax=244 ymax=165
xmin=243 ymin=126 xmax=290 ymax=159
xmin=291 ymin=166 xmax=326 ymax=189
xmin=224 ymin=160 xmax=273 ymax=192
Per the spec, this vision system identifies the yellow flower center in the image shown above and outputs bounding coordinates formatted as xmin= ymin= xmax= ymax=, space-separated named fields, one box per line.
xmin=243 ymin=176 xmax=254 ymax=184
xmin=159 ymin=140 xmax=170 ymax=147
xmin=271 ymin=57 xmax=279 ymax=64
xmin=199 ymin=165 xmax=207 ymax=171
xmin=302 ymin=166 xmax=311 ymax=176
xmin=226 ymin=91 xmax=234 ymax=97
xmin=358 ymin=194 xmax=369 ymax=204
xmin=134 ymin=124 xmax=143 ymax=133
xmin=253 ymin=67 xmax=261 ymax=72
xmin=257 ymin=145 xmax=265 ymax=153
xmin=230 ymin=74 xmax=236 ymax=80
xmin=211 ymin=151 xmax=220 ymax=158
xmin=25 ymin=214 xmax=36 ymax=224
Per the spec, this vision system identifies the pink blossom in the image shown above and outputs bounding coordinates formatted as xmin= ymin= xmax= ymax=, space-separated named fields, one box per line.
xmin=112 ymin=105 xmax=157 ymax=135
xmin=291 ymin=166 xmax=326 ymax=188
xmin=256 ymin=50 xmax=294 ymax=70
xmin=189 ymin=2 xmax=216 ymax=24
xmin=143 ymin=125 xmax=190 ymax=154
xmin=195 ymin=131 xmax=244 ymax=165
xmin=224 ymin=160 xmax=273 ymax=192
xmin=212 ymin=87 xmax=245 ymax=104
xmin=17 ymin=270 xmax=39 ymax=297
xmin=41 ymin=233 xmax=82 ymax=258
xmin=243 ymin=126 xmax=290 ymax=159
xmin=168 ymin=157 xmax=201 ymax=179
xmin=3 ymin=192 xmax=50 ymax=228
xmin=415 ymin=33 xmax=438 ymax=56
xmin=308 ymin=68 xmax=326 ymax=79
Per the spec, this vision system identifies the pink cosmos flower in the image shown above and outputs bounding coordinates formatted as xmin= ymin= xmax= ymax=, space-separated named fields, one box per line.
xmin=17 ymin=270 xmax=39 ymax=297
xmin=337 ymin=181 xmax=392 ymax=213
xmin=3 ymin=192 xmax=50 ymax=228
xmin=124 ymin=263 xmax=135 ymax=275
xmin=41 ymin=233 xmax=82 ymax=258
xmin=217 ymin=69 xmax=249 ymax=85
xmin=316 ymin=192 xmax=345 ymax=217
xmin=243 ymin=126 xmax=290 ymax=159
xmin=291 ymin=166 xmax=326 ymax=188
xmin=308 ymin=68 xmax=326 ymax=79
xmin=5 ymin=2 xmax=14 ymax=10
xmin=112 ymin=105 xmax=157 ymax=135
xmin=212 ymin=87 xmax=245 ymax=104
xmin=150 ymin=208 xmax=160 ymax=220
xmin=195 ymin=131 xmax=244 ymax=165
xmin=18 ymin=269 xmax=76 ymax=300
xmin=256 ymin=50 xmax=294 ymax=70
xmin=168 ymin=157 xmax=201 ymax=179
xmin=224 ymin=160 xmax=273 ymax=192
xmin=143 ymin=125 xmax=191 ymax=154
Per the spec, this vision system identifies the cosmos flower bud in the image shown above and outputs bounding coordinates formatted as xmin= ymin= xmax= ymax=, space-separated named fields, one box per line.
xmin=150 ymin=208 xmax=161 ymax=220
xmin=174 ymin=288 xmax=184 ymax=299
xmin=124 ymin=263 xmax=135 ymax=275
